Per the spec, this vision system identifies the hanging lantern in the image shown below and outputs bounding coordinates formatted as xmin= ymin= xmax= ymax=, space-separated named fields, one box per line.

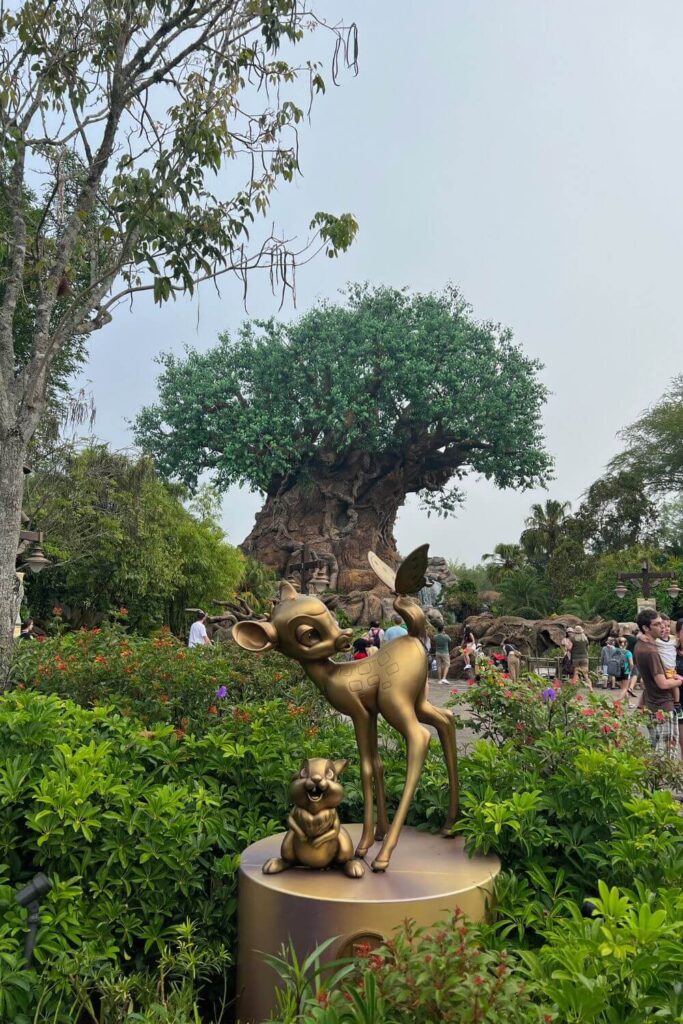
xmin=614 ymin=583 xmax=628 ymax=599
xmin=667 ymin=581 xmax=681 ymax=600
xmin=21 ymin=544 xmax=51 ymax=574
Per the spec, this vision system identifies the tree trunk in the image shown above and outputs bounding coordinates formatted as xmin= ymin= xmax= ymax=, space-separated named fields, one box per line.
xmin=0 ymin=429 xmax=28 ymax=687
xmin=241 ymin=461 xmax=407 ymax=593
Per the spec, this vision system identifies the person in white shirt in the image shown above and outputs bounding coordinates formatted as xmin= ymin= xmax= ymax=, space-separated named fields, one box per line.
xmin=188 ymin=611 xmax=212 ymax=648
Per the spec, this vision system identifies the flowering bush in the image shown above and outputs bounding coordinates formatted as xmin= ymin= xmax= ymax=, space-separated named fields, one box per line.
xmin=452 ymin=665 xmax=645 ymax=754
xmin=9 ymin=623 xmax=308 ymax=733
xmin=287 ymin=912 xmax=549 ymax=1024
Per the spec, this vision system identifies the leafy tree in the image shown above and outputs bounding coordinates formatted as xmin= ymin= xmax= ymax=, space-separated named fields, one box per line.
xmin=442 ymin=562 xmax=491 ymax=622
xmin=563 ymin=547 xmax=683 ymax=625
xmin=23 ymin=446 xmax=245 ymax=632
xmin=136 ymin=285 xmax=552 ymax=590
xmin=520 ymin=499 xmax=572 ymax=570
xmin=481 ymin=542 xmax=527 ymax=583
xmin=494 ymin=567 xmax=552 ymax=619
xmin=610 ymin=375 xmax=683 ymax=494
xmin=572 ymin=470 xmax=657 ymax=555
xmin=0 ymin=0 xmax=358 ymax=679
xmin=658 ymin=499 xmax=683 ymax=557
xmin=544 ymin=535 xmax=592 ymax=607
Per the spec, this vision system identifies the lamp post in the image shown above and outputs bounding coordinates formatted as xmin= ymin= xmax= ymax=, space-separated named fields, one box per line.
xmin=614 ymin=559 xmax=678 ymax=609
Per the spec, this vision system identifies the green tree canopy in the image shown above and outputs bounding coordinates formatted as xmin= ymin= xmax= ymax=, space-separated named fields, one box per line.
xmin=23 ymin=446 xmax=245 ymax=632
xmin=520 ymin=499 xmax=572 ymax=570
xmin=609 ymin=375 xmax=683 ymax=494
xmin=136 ymin=284 xmax=552 ymax=516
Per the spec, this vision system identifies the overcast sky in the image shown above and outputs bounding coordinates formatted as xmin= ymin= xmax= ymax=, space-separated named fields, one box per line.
xmin=81 ymin=0 xmax=683 ymax=564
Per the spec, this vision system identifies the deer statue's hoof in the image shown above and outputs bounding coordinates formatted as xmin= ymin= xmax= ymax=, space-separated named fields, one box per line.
xmin=343 ymin=858 xmax=365 ymax=878
xmin=262 ymin=857 xmax=290 ymax=875
xmin=370 ymin=857 xmax=389 ymax=873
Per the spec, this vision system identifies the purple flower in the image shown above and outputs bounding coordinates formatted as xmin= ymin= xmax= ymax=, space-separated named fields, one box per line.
xmin=541 ymin=687 xmax=556 ymax=702
xmin=216 ymin=685 xmax=228 ymax=699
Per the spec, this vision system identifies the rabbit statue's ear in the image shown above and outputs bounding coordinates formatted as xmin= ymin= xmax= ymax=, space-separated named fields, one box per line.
xmin=279 ymin=580 xmax=299 ymax=602
xmin=232 ymin=619 xmax=279 ymax=653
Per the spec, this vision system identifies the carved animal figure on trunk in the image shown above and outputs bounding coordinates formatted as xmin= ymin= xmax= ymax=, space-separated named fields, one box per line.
xmin=232 ymin=544 xmax=459 ymax=872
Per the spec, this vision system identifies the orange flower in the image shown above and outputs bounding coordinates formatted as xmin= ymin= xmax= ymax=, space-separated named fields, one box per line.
xmin=118 ymin=607 xmax=128 ymax=616
xmin=52 ymin=606 xmax=63 ymax=616
xmin=208 ymin=705 xmax=218 ymax=715
xmin=175 ymin=728 xmax=186 ymax=741
xmin=16 ymin=683 xmax=25 ymax=690
xmin=160 ymin=694 xmax=169 ymax=704
xmin=94 ymin=655 xmax=107 ymax=665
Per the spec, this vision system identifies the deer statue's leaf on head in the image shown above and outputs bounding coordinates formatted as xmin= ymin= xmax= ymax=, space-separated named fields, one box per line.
xmin=232 ymin=544 xmax=459 ymax=872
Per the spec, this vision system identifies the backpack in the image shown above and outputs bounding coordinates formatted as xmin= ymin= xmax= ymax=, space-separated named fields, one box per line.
xmin=606 ymin=647 xmax=625 ymax=677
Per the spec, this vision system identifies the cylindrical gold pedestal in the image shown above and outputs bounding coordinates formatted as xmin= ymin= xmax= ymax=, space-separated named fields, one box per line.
xmin=236 ymin=825 xmax=500 ymax=1023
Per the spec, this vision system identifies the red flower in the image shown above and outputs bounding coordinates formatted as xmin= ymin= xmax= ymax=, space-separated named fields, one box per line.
xmin=503 ymin=689 xmax=514 ymax=698
xmin=580 ymin=708 xmax=595 ymax=717
xmin=473 ymin=975 xmax=484 ymax=986
xmin=208 ymin=705 xmax=218 ymax=715
xmin=656 ymin=710 xmax=665 ymax=722
xmin=52 ymin=606 xmax=62 ymax=616
xmin=160 ymin=694 xmax=169 ymax=704
xmin=316 ymin=991 xmax=329 ymax=1007
xmin=94 ymin=655 xmax=107 ymax=665
xmin=602 ymin=724 xmax=612 ymax=733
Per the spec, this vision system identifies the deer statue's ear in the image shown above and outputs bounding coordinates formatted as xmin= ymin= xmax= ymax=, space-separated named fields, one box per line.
xmin=279 ymin=580 xmax=299 ymax=602
xmin=333 ymin=759 xmax=348 ymax=777
xmin=232 ymin=619 xmax=279 ymax=653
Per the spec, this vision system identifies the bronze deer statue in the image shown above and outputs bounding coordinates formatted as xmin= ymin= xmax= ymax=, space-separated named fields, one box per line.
xmin=232 ymin=544 xmax=459 ymax=872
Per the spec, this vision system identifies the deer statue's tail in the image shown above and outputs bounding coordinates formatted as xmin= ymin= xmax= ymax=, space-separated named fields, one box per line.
xmin=393 ymin=594 xmax=427 ymax=638
xmin=367 ymin=543 xmax=430 ymax=638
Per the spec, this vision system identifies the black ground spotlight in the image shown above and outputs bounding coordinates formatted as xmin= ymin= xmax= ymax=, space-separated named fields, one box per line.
xmin=15 ymin=873 xmax=52 ymax=966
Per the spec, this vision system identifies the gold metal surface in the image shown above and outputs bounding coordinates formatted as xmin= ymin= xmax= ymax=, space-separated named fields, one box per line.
xmin=232 ymin=544 xmax=459 ymax=873
xmin=262 ymin=758 xmax=364 ymax=878
xmin=236 ymin=825 xmax=501 ymax=1023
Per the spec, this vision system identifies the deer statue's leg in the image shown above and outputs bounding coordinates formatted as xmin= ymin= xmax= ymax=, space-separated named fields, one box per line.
xmin=351 ymin=710 xmax=377 ymax=859
xmin=416 ymin=696 xmax=460 ymax=832
xmin=368 ymin=714 xmax=389 ymax=841
xmin=371 ymin=712 xmax=430 ymax=872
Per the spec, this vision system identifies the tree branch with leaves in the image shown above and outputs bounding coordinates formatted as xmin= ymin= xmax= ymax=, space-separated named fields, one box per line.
xmin=0 ymin=0 xmax=359 ymax=680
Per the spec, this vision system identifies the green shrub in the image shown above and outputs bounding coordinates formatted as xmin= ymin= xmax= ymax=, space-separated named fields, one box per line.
xmin=0 ymin=690 xmax=361 ymax=1021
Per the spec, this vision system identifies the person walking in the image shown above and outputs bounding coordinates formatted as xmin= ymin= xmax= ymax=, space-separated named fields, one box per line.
xmin=570 ymin=626 xmax=592 ymax=691
xmin=634 ymin=608 xmax=680 ymax=759
xmin=625 ymin=628 xmax=640 ymax=691
xmin=615 ymin=637 xmax=635 ymax=701
xmin=600 ymin=637 xmax=624 ymax=690
xmin=188 ymin=610 xmax=212 ymax=647
xmin=433 ymin=625 xmax=451 ymax=683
